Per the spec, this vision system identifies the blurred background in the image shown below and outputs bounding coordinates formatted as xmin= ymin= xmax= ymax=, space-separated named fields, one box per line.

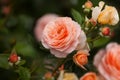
xmin=0 ymin=0 xmax=120 ymax=80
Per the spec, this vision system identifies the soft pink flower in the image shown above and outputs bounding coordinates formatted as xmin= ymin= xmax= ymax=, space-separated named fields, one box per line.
xmin=41 ymin=17 xmax=88 ymax=58
xmin=34 ymin=14 xmax=58 ymax=41
xmin=94 ymin=43 xmax=120 ymax=80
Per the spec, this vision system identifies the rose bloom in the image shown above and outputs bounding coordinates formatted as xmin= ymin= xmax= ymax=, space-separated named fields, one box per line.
xmin=63 ymin=73 xmax=78 ymax=80
xmin=73 ymin=50 xmax=89 ymax=70
xmin=94 ymin=43 xmax=120 ymax=80
xmin=58 ymin=70 xmax=78 ymax=80
xmin=98 ymin=6 xmax=119 ymax=25
xmin=34 ymin=14 xmax=58 ymax=41
xmin=41 ymin=17 xmax=89 ymax=58
xmin=92 ymin=1 xmax=119 ymax=25
xmin=80 ymin=72 xmax=97 ymax=80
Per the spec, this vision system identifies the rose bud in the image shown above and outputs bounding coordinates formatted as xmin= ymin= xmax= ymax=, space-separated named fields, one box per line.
xmin=2 ymin=6 xmax=11 ymax=15
xmin=59 ymin=64 xmax=64 ymax=71
xmin=89 ymin=18 xmax=97 ymax=26
xmin=101 ymin=27 xmax=110 ymax=36
xmin=57 ymin=70 xmax=78 ymax=80
xmin=63 ymin=73 xmax=78 ymax=80
xmin=109 ymin=31 xmax=115 ymax=38
xmin=84 ymin=0 xmax=93 ymax=9
xmin=73 ymin=50 xmax=89 ymax=70
xmin=80 ymin=72 xmax=97 ymax=80
xmin=44 ymin=72 xmax=53 ymax=79
xmin=8 ymin=53 xmax=21 ymax=66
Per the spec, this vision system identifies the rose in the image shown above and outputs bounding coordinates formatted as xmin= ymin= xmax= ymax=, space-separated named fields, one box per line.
xmin=58 ymin=70 xmax=78 ymax=80
xmin=80 ymin=72 xmax=97 ymax=80
xmin=98 ymin=6 xmax=119 ymax=25
xmin=94 ymin=43 xmax=120 ymax=80
xmin=63 ymin=73 xmax=78 ymax=80
xmin=92 ymin=1 xmax=119 ymax=25
xmin=34 ymin=14 xmax=58 ymax=41
xmin=41 ymin=17 xmax=88 ymax=58
xmin=73 ymin=50 xmax=89 ymax=70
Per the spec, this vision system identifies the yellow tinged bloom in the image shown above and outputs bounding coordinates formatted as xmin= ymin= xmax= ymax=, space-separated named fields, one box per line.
xmin=98 ymin=5 xmax=119 ymax=25
xmin=63 ymin=73 xmax=78 ymax=80
xmin=57 ymin=70 xmax=78 ymax=80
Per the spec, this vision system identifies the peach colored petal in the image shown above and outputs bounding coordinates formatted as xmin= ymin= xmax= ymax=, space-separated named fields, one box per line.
xmin=34 ymin=14 xmax=58 ymax=41
xmin=80 ymin=72 xmax=97 ymax=80
xmin=93 ymin=49 xmax=105 ymax=67
xmin=76 ymin=30 xmax=89 ymax=51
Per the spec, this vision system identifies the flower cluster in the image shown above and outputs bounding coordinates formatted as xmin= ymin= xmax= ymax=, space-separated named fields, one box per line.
xmin=34 ymin=0 xmax=119 ymax=80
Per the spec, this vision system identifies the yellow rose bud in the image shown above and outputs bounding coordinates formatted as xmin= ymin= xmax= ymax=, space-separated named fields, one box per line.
xmin=73 ymin=50 xmax=89 ymax=70
xmin=63 ymin=73 xmax=78 ymax=80
xmin=98 ymin=6 xmax=119 ymax=25
xmin=57 ymin=70 xmax=78 ymax=80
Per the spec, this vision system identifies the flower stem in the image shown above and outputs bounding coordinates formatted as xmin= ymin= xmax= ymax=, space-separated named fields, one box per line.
xmin=52 ymin=58 xmax=67 ymax=76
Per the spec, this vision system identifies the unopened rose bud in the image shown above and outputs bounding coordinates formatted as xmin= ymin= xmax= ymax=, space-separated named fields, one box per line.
xmin=84 ymin=0 xmax=93 ymax=9
xmin=63 ymin=73 xmax=78 ymax=80
xmin=90 ymin=18 xmax=97 ymax=26
xmin=59 ymin=65 xmax=64 ymax=71
xmin=2 ymin=6 xmax=11 ymax=15
xmin=44 ymin=72 xmax=53 ymax=79
xmin=8 ymin=53 xmax=18 ymax=63
xmin=73 ymin=50 xmax=89 ymax=70
xmin=109 ymin=31 xmax=115 ymax=38
xmin=101 ymin=27 xmax=110 ymax=36
xmin=8 ymin=53 xmax=21 ymax=66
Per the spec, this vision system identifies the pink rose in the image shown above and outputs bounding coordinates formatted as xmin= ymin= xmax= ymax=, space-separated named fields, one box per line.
xmin=41 ymin=17 xmax=88 ymax=58
xmin=94 ymin=43 xmax=120 ymax=80
xmin=34 ymin=14 xmax=58 ymax=41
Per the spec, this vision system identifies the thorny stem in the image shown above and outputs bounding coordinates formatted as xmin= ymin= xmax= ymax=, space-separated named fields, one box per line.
xmin=87 ymin=35 xmax=101 ymax=42
xmin=52 ymin=58 xmax=67 ymax=76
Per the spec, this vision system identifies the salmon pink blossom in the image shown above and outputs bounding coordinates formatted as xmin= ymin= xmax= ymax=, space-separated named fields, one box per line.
xmin=41 ymin=17 xmax=88 ymax=58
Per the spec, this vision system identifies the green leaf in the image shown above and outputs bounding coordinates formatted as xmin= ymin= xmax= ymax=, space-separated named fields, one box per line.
xmin=0 ymin=54 xmax=10 ymax=69
xmin=93 ymin=37 xmax=110 ymax=47
xmin=71 ymin=9 xmax=83 ymax=24
xmin=15 ymin=41 xmax=37 ymax=58
xmin=17 ymin=67 xmax=31 ymax=80
xmin=18 ymin=60 xmax=26 ymax=66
